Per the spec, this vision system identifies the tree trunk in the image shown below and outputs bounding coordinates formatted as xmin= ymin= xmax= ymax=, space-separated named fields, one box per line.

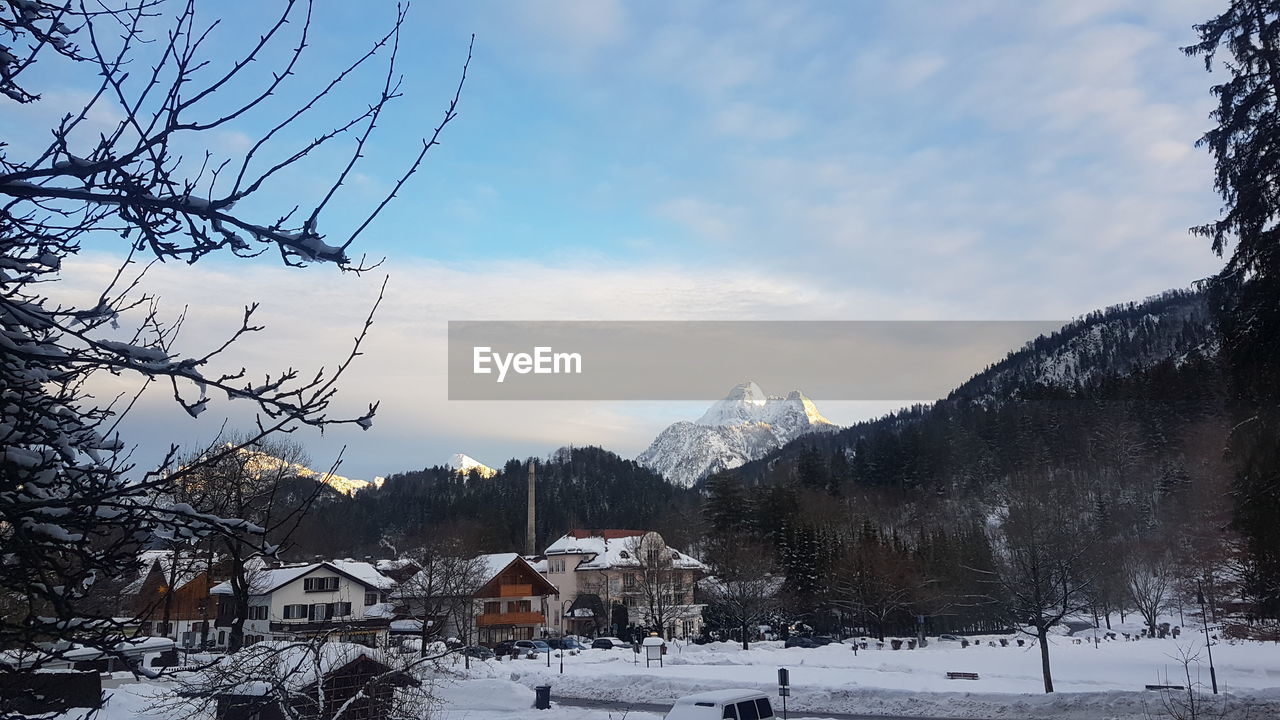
xmin=420 ymin=609 xmax=431 ymax=659
xmin=742 ymin=621 xmax=749 ymax=651
xmin=1038 ymin=627 xmax=1054 ymax=693
xmin=227 ymin=553 xmax=248 ymax=653
xmin=229 ymin=595 xmax=248 ymax=653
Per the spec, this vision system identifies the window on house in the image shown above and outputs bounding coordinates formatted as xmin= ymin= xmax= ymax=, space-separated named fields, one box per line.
xmin=303 ymin=576 xmax=339 ymax=592
xmin=623 ymin=573 xmax=637 ymax=590
xmin=329 ymin=602 xmax=352 ymax=617
xmin=365 ymin=592 xmax=378 ymax=606
xmin=484 ymin=601 xmax=500 ymax=615
xmin=283 ymin=604 xmax=307 ymax=620
xmin=310 ymin=603 xmax=329 ymax=622
xmin=247 ymin=606 xmax=268 ymax=620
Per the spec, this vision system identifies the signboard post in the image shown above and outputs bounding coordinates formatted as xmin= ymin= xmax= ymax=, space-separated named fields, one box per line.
xmin=778 ymin=668 xmax=790 ymax=720
xmin=642 ymin=636 xmax=665 ymax=668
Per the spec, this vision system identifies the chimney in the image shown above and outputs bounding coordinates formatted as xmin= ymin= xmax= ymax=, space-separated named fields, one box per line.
xmin=526 ymin=460 xmax=536 ymax=556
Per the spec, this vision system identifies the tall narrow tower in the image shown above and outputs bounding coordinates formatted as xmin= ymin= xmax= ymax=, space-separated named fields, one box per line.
xmin=526 ymin=459 xmax=536 ymax=556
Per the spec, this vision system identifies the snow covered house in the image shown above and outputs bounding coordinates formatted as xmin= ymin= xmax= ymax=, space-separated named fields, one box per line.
xmin=191 ymin=641 xmax=417 ymax=720
xmin=394 ymin=553 xmax=558 ymax=647
xmin=209 ymin=560 xmax=397 ymax=648
xmin=541 ymin=529 xmax=707 ymax=639
xmin=472 ymin=553 xmax=558 ymax=646
xmin=126 ymin=550 xmax=221 ymax=648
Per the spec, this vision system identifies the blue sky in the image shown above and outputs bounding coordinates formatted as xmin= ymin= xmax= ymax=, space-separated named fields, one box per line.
xmin=24 ymin=0 xmax=1231 ymax=480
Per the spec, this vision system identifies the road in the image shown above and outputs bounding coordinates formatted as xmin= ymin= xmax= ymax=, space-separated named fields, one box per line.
xmin=554 ymin=695 xmax=991 ymax=720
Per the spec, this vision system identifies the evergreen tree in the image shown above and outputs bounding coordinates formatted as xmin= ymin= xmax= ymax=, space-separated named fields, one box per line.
xmin=703 ymin=472 xmax=747 ymax=538
xmin=795 ymin=445 xmax=828 ymax=490
xmin=1186 ymin=0 xmax=1280 ymax=616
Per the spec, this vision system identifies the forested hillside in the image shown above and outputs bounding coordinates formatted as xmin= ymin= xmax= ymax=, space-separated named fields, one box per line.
xmin=731 ymin=289 xmax=1218 ymax=492
xmin=702 ymin=288 xmax=1235 ymax=637
xmin=288 ymin=446 xmax=701 ymax=558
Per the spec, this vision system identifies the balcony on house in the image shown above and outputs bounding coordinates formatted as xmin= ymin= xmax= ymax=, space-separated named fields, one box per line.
xmin=476 ymin=611 xmax=544 ymax=627
xmin=497 ymin=584 xmax=532 ymax=597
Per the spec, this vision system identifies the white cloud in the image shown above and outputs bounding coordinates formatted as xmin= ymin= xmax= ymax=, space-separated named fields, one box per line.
xmin=59 ymin=251 xmax=944 ymax=481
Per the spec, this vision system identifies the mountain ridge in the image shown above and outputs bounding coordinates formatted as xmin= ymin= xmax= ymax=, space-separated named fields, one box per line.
xmin=637 ymin=382 xmax=838 ymax=487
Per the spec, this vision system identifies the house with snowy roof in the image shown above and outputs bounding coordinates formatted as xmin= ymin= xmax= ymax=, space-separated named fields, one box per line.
xmin=393 ymin=553 xmax=557 ymax=647
xmin=541 ymin=529 xmax=707 ymax=640
xmin=472 ymin=553 xmax=558 ymax=646
xmin=126 ymin=550 xmax=222 ymax=648
xmin=209 ymin=559 xmax=397 ymax=648
xmin=188 ymin=641 xmax=417 ymax=720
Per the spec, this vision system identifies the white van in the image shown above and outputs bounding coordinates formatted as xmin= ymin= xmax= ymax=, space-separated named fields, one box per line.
xmin=664 ymin=689 xmax=776 ymax=720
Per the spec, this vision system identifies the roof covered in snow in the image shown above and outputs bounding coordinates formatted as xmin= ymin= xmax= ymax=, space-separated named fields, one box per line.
xmin=209 ymin=560 xmax=392 ymax=596
xmin=195 ymin=641 xmax=391 ymax=694
xmin=475 ymin=553 xmax=558 ymax=597
xmin=123 ymin=550 xmax=214 ymax=595
xmin=479 ymin=552 xmax=521 ymax=581
xmin=543 ymin=530 xmax=705 ymax=571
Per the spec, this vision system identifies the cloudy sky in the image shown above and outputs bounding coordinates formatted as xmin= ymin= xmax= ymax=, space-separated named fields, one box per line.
xmin=26 ymin=0 xmax=1229 ymax=480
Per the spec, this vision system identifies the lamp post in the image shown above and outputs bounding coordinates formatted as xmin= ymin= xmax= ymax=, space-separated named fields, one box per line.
xmin=560 ymin=599 xmax=574 ymax=674
xmin=1197 ymin=580 xmax=1218 ymax=694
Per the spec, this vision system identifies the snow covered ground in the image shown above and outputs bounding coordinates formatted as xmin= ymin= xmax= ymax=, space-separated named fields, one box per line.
xmin=487 ymin=634 xmax=1280 ymax=719
xmin=65 ymin=627 xmax=1280 ymax=720
xmin=434 ymin=677 xmax=662 ymax=720
xmin=87 ymin=673 xmax=658 ymax=720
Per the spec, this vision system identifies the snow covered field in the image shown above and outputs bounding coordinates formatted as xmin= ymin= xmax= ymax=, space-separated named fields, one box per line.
xmin=75 ymin=631 xmax=1280 ymax=720
xmin=487 ymin=636 xmax=1280 ymax=719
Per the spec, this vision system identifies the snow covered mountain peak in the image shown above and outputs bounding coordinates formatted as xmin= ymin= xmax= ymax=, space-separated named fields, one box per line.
xmin=695 ymin=382 xmax=832 ymax=429
xmin=639 ymin=382 xmax=837 ymax=488
xmin=445 ymin=453 xmax=497 ymax=479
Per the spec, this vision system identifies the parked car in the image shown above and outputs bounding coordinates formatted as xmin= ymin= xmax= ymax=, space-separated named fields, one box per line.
xmin=506 ymin=640 xmax=550 ymax=656
xmin=547 ymin=637 xmax=584 ymax=651
xmin=461 ymin=645 xmax=494 ymax=660
xmin=665 ymin=689 xmax=775 ymax=720
xmin=938 ymin=634 xmax=962 ymax=642
xmin=494 ymin=640 xmax=539 ymax=656
xmin=591 ymin=637 xmax=627 ymax=649
xmin=784 ymin=635 xmax=835 ymax=649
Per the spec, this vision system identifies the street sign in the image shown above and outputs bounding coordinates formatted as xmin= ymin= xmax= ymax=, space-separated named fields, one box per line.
xmin=777 ymin=668 xmax=791 ymax=719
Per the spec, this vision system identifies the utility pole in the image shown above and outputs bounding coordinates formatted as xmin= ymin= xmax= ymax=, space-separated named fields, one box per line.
xmin=1197 ymin=580 xmax=1219 ymax=694
xmin=526 ymin=460 xmax=536 ymax=557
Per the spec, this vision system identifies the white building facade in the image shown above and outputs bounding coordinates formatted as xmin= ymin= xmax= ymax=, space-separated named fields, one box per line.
xmin=210 ymin=559 xmax=396 ymax=647
xmin=540 ymin=529 xmax=706 ymax=640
